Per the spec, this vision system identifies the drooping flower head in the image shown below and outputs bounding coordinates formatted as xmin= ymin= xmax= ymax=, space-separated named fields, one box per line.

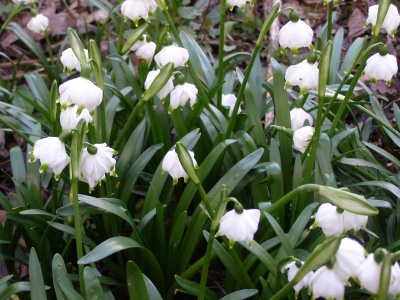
xmin=27 ymin=13 xmax=49 ymax=34
xmin=79 ymin=144 xmax=117 ymax=191
xmin=279 ymin=10 xmax=313 ymax=55
xmin=222 ymin=94 xmax=240 ymax=117
xmin=154 ymin=45 xmax=189 ymax=68
xmin=29 ymin=137 xmax=70 ymax=180
xmin=60 ymin=105 xmax=93 ymax=131
xmin=144 ymin=69 xmax=174 ymax=100
xmin=121 ymin=0 xmax=150 ymax=26
xmin=282 ymin=260 xmax=313 ymax=297
xmin=290 ymin=107 xmax=313 ymax=131
xmin=162 ymin=148 xmax=197 ymax=184
xmin=365 ymin=4 xmax=400 ymax=37
xmin=58 ymin=77 xmax=103 ymax=112
xmin=169 ymin=78 xmax=198 ymax=112
xmin=226 ymin=0 xmax=252 ymax=11
xmin=292 ymin=126 xmax=314 ymax=153
xmin=60 ymin=48 xmax=89 ymax=74
xmin=363 ymin=45 xmax=398 ymax=86
xmin=309 ymin=266 xmax=347 ymax=300
xmin=285 ymin=54 xmax=319 ymax=96
xmin=216 ymin=205 xmax=260 ymax=248
xmin=333 ymin=238 xmax=366 ymax=280
xmin=355 ymin=251 xmax=384 ymax=295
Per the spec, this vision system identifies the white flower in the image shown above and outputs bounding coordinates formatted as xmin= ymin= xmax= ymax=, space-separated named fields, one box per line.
xmin=355 ymin=253 xmax=382 ymax=294
xmin=60 ymin=105 xmax=93 ymax=131
xmin=279 ymin=19 xmax=313 ymax=55
xmin=59 ymin=77 xmax=103 ymax=112
xmin=226 ymin=0 xmax=249 ymax=10
xmin=365 ymin=4 xmax=400 ymax=37
xmin=162 ymin=148 xmax=197 ymax=184
xmin=27 ymin=14 xmax=49 ymax=34
xmin=363 ymin=52 xmax=398 ymax=86
xmin=121 ymin=0 xmax=149 ymax=26
xmin=389 ymin=262 xmax=400 ymax=296
xmin=60 ymin=48 xmax=89 ymax=73
xmin=293 ymin=126 xmax=314 ymax=153
xmin=222 ymin=94 xmax=240 ymax=117
xmin=309 ymin=266 xmax=346 ymax=300
xmin=333 ymin=238 xmax=366 ymax=280
xmin=285 ymin=60 xmax=319 ymax=95
xmin=136 ymin=41 xmax=156 ymax=61
xmin=169 ymin=83 xmax=198 ymax=111
xmin=290 ymin=107 xmax=313 ymax=131
xmin=216 ymin=208 xmax=260 ymax=247
xmin=311 ymin=203 xmax=344 ymax=236
xmin=79 ymin=144 xmax=117 ymax=191
xmin=154 ymin=45 xmax=189 ymax=68
xmin=283 ymin=261 xmax=313 ymax=296
xmin=12 ymin=0 xmax=34 ymax=4
xmin=29 ymin=137 xmax=70 ymax=180
xmin=144 ymin=69 xmax=174 ymax=100
xmin=342 ymin=210 xmax=368 ymax=232
xmin=143 ymin=0 xmax=158 ymax=15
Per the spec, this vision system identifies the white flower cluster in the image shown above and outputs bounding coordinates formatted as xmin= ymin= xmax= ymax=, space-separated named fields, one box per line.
xmin=29 ymin=45 xmax=117 ymax=190
xmin=284 ymin=238 xmax=400 ymax=299
xmin=120 ymin=0 xmax=158 ymax=26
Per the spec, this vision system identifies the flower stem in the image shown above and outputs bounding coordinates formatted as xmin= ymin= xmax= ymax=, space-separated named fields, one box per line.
xmin=198 ymin=228 xmax=216 ymax=300
xmin=44 ymin=31 xmax=56 ymax=80
xmin=117 ymin=18 xmax=125 ymax=54
xmin=327 ymin=1 xmax=333 ymax=43
xmin=216 ymin=0 xmax=226 ymax=109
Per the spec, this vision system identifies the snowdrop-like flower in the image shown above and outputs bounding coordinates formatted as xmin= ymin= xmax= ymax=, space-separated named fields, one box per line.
xmin=162 ymin=148 xmax=197 ymax=184
xmin=79 ymin=144 xmax=117 ymax=191
xmin=355 ymin=253 xmax=382 ymax=294
xmin=121 ymin=0 xmax=149 ymax=26
xmin=363 ymin=51 xmax=398 ymax=86
xmin=290 ymin=107 xmax=313 ymax=131
xmin=60 ymin=48 xmax=89 ymax=73
xmin=58 ymin=77 xmax=103 ymax=112
xmin=144 ymin=69 xmax=174 ymax=100
xmin=222 ymin=94 xmax=240 ymax=117
xmin=311 ymin=203 xmax=344 ymax=236
xmin=333 ymin=238 xmax=366 ymax=280
xmin=12 ymin=0 xmax=34 ymax=4
xmin=60 ymin=105 xmax=93 ymax=131
xmin=285 ymin=59 xmax=319 ymax=96
xmin=389 ymin=262 xmax=400 ymax=296
xmin=143 ymin=0 xmax=158 ymax=15
xmin=27 ymin=13 xmax=49 ymax=34
xmin=226 ymin=0 xmax=250 ymax=11
xmin=154 ymin=45 xmax=189 ymax=68
xmin=216 ymin=208 xmax=260 ymax=247
xmin=136 ymin=41 xmax=156 ymax=61
xmin=279 ymin=11 xmax=313 ymax=55
xmin=29 ymin=137 xmax=70 ymax=180
xmin=293 ymin=126 xmax=314 ymax=153
xmin=342 ymin=210 xmax=368 ymax=232
xmin=283 ymin=261 xmax=313 ymax=297
xmin=309 ymin=266 xmax=346 ymax=300
xmin=365 ymin=4 xmax=400 ymax=37
xmin=169 ymin=83 xmax=198 ymax=112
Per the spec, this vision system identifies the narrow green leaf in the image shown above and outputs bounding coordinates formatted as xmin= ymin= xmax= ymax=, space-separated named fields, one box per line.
xmin=265 ymin=213 xmax=295 ymax=256
xmin=10 ymin=146 xmax=26 ymax=183
xmin=84 ymin=267 xmax=106 ymax=300
xmin=52 ymin=254 xmax=73 ymax=300
xmin=89 ymin=40 xmax=104 ymax=90
xmin=58 ymin=278 xmax=85 ymax=300
xmin=121 ymin=24 xmax=149 ymax=54
xmin=67 ymin=27 xmax=87 ymax=66
xmin=142 ymin=63 xmax=175 ymax=101
xmin=126 ymin=261 xmax=149 ymax=300
xmin=220 ymin=289 xmax=258 ymax=300
xmin=0 ymin=282 xmax=30 ymax=299
xmin=143 ymin=274 xmax=163 ymax=300
xmin=175 ymin=275 xmax=218 ymax=300
xmin=29 ymin=248 xmax=47 ymax=300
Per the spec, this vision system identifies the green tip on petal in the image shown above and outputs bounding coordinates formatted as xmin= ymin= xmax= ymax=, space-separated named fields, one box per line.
xmin=28 ymin=155 xmax=36 ymax=163
xmin=284 ymin=82 xmax=290 ymax=89
xmin=299 ymin=87 xmax=307 ymax=96
xmin=172 ymin=178 xmax=178 ymax=185
xmin=247 ymin=241 xmax=253 ymax=248
xmin=133 ymin=19 xmax=139 ymax=27
xmin=168 ymin=105 xmax=173 ymax=114
xmin=184 ymin=176 xmax=189 ymax=183
xmin=309 ymin=44 xmax=314 ymax=51
xmin=386 ymin=80 xmax=392 ymax=86
xmin=333 ymin=0 xmax=339 ymax=5
xmin=279 ymin=46 xmax=285 ymax=53
xmin=228 ymin=4 xmax=234 ymax=10
xmin=291 ymin=48 xmax=298 ymax=56
xmin=370 ymin=78 xmax=377 ymax=84
xmin=39 ymin=163 xmax=49 ymax=173
xmin=60 ymin=103 xmax=67 ymax=111
xmin=54 ymin=173 xmax=61 ymax=181
xmin=310 ymin=221 xmax=318 ymax=229
xmin=229 ymin=240 xmax=235 ymax=248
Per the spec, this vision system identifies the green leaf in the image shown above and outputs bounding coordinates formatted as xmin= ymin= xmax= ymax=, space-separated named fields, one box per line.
xmin=78 ymin=236 xmax=143 ymax=264
xmin=84 ymin=267 xmax=106 ymax=300
xmin=58 ymin=278 xmax=85 ymax=300
xmin=29 ymin=248 xmax=47 ymax=300
xmin=52 ymin=254 xmax=74 ymax=300
xmin=175 ymin=275 xmax=218 ymax=300
xmin=121 ymin=23 xmax=149 ymax=54
xmin=126 ymin=261 xmax=149 ymax=300
xmin=143 ymin=274 xmax=163 ymax=300
xmin=220 ymin=289 xmax=258 ymax=300
xmin=264 ymin=213 xmax=295 ymax=256
xmin=0 ymin=282 xmax=30 ymax=299
xmin=142 ymin=62 xmax=175 ymax=101
xmin=89 ymin=40 xmax=104 ymax=90
xmin=10 ymin=146 xmax=26 ymax=183
xmin=67 ymin=27 xmax=87 ymax=67
xmin=240 ymin=240 xmax=278 ymax=278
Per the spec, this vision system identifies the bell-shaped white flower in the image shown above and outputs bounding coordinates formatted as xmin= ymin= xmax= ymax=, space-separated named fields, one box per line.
xmin=60 ymin=105 xmax=93 ymax=131
xmin=222 ymin=94 xmax=240 ymax=117
xmin=226 ymin=0 xmax=250 ymax=11
xmin=365 ymin=4 xmax=400 ymax=37
xmin=169 ymin=83 xmax=198 ymax=112
xmin=333 ymin=238 xmax=366 ymax=280
xmin=79 ymin=144 xmax=117 ymax=191
xmin=27 ymin=13 xmax=49 ymax=34
xmin=363 ymin=52 xmax=398 ymax=86
xmin=144 ymin=69 xmax=174 ymax=100
xmin=121 ymin=0 xmax=149 ymax=26
xmin=12 ymin=0 xmax=34 ymax=4
xmin=309 ymin=266 xmax=346 ymax=300
xmin=60 ymin=48 xmax=89 ymax=73
xmin=29 ymin=137 xmax=70 ymax=180
xmin=283 ymin=261 xmax=313 ymax=297
xmin=355 ymin=253 xmax=382 ymax=294
xmin=143 ymin=0 xmax=158 ymax=15
xmin=342 ymin=210 xmax=368 ymax=232
xmin=311 ymin=203 xmax=345 ymax=236
xmin=162 ymin=148 xmax=197 ymax=184
xmin=285 ymin=59 xmax=319 ymax=96
xmin=59 ymin=77 xmax=103 ymax=112
xmin=279 ymin=13 xmax=313 ymax=56
xmin=136 ymin=41 xmax=156 ymax=61
xmin=292 ymin=126 xmax=314 ymax=153
xmin=154 ymin=45 xmax=189 ymax=68
xmin=389 ymin=262 xmax=400 ymax=296
xmin=290 ymin=107 xmax=313 ymax=131
xmin=216 ymin=208 xmax=260 ymax=247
